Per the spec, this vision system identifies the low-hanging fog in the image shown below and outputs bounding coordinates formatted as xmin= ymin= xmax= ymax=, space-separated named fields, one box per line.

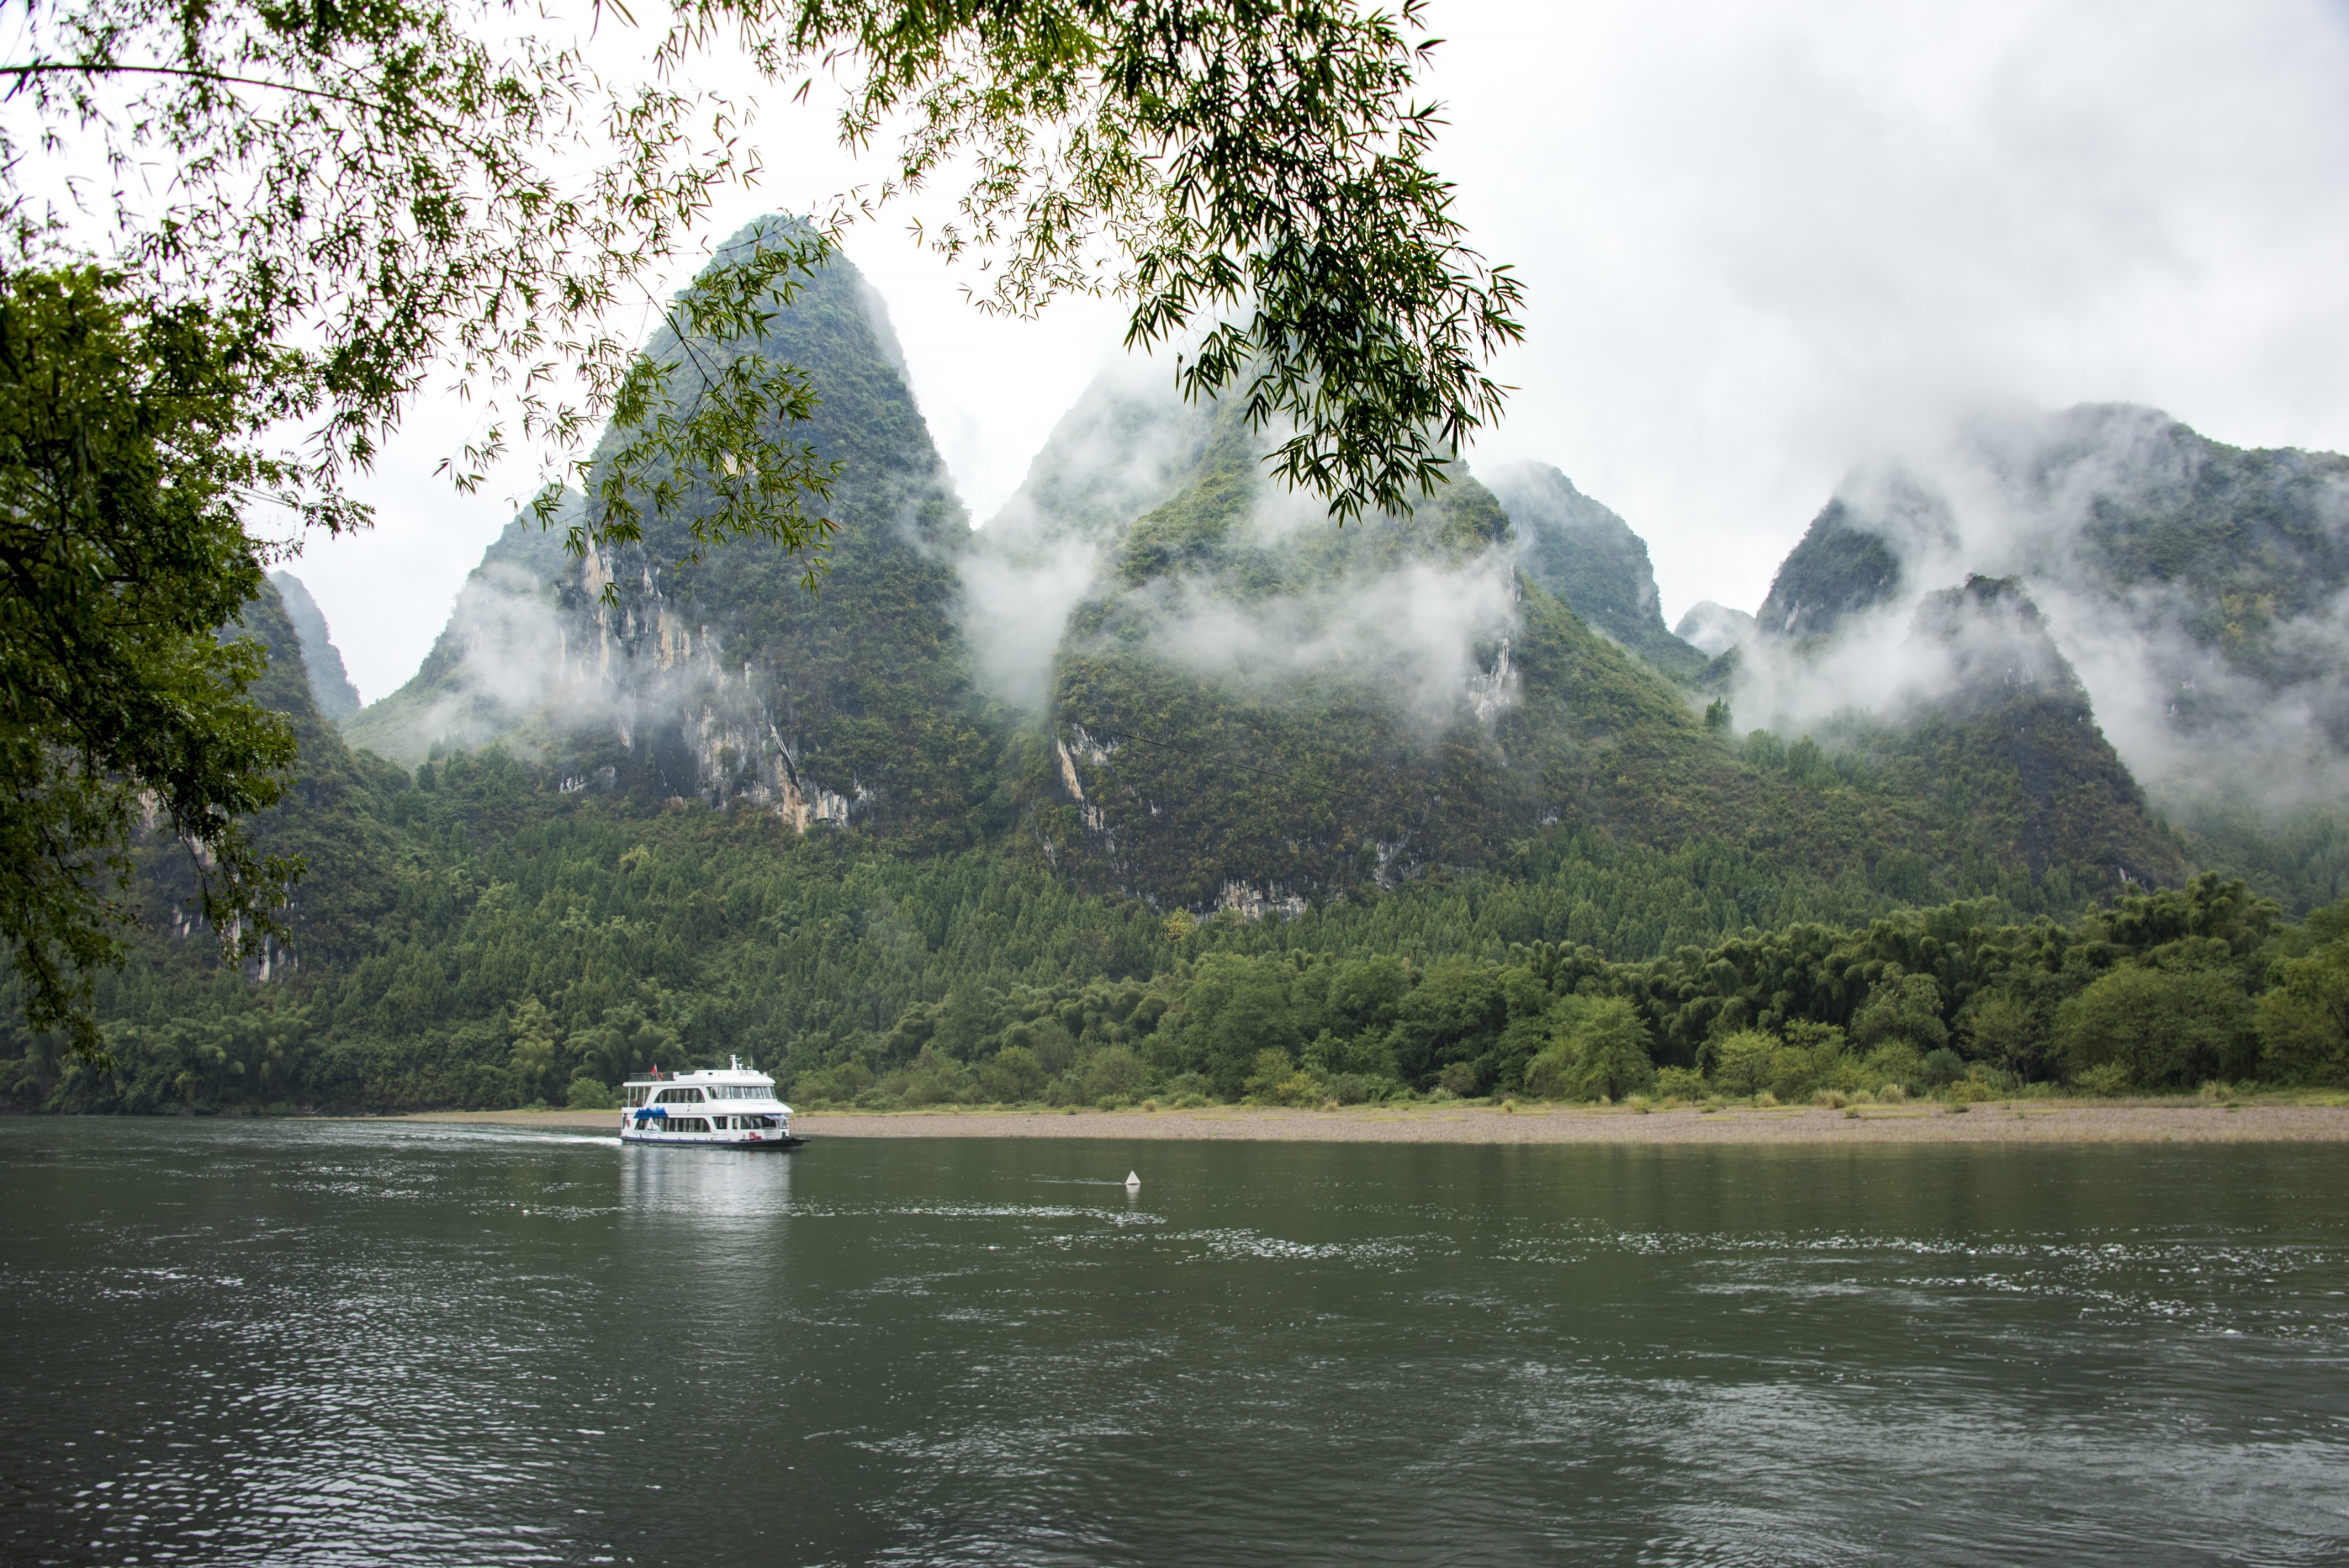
xmin=958 ymin=370 xmax=1524 ymax=730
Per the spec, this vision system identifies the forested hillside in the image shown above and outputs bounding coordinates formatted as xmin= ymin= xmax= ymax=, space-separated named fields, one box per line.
xmin=1026 ymin=396 xmax=2181 ymax=915
xmin=5 ymin=240 xmax=2344 ymax=1117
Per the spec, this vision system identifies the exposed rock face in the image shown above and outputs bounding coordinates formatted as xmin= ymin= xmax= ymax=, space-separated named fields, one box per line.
xmin=269 ymin=571 xmax=364 ymax=721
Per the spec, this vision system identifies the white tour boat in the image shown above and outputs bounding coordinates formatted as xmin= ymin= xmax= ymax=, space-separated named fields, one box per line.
xmin=618 ymin=1057 xmax=804 ymax=1148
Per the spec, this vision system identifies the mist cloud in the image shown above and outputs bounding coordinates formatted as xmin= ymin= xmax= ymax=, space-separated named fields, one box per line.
xmin=1711 ymin=403 xmax=2349 ymax=811
xmin=956 ymin=363 xmax=1212 ymax=709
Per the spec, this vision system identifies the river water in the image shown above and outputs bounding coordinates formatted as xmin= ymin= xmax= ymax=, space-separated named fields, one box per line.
xmin=4 ymin=1120 xmax=2347 ymax=1566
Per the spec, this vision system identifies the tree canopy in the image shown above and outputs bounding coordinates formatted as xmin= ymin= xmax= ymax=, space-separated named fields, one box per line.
xmin=0 ymin=269 xmax=306 ymax=1056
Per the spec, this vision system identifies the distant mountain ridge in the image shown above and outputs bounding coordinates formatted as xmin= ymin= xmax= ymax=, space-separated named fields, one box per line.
xmin=321 ymin=237 xmax=2212 ymax=923
xmin=269 ymin=572 xmax=364 ymax=722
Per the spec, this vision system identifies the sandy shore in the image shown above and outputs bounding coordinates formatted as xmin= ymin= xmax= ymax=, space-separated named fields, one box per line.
xmin=399 ymin=1101 xmax=2349 ymax=1145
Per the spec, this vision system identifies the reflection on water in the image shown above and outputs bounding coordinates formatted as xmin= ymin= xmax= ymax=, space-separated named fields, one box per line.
xmin=4 ymin=1123 xmax=2348 ymax=1566
xmin=620 ymin=1139 xmax=796 ymax=1220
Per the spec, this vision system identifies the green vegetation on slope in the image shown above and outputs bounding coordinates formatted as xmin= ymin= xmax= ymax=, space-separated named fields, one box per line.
xmin=1754 ymin=496 xmax=1908 ymax=640
xmin=1482 ymin=461 xmax=1707 ymax=679
xmin=269 ymin=573 xmax=364 ymax=722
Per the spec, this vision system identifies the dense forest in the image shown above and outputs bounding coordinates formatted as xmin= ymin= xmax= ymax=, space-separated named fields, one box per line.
xmin=6 ymin=685 xmax=2343 ymax=1116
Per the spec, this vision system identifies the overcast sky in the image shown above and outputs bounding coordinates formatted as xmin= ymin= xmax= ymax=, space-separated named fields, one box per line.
xmin=284 ymin=0 xmax=2349 ymax=703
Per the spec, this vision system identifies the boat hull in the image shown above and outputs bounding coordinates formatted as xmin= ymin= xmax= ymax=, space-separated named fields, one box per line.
xmin=620 ymin=1131 xmax=806 ymax=1150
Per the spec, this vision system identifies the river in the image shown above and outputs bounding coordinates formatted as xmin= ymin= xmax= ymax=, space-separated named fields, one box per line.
xmin=4 ymin=1119 xmax=2345 ymax=1565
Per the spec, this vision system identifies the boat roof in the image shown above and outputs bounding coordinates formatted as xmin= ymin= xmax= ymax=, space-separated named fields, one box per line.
xmin=622 ymin=1055 xmax=775 ymax=1087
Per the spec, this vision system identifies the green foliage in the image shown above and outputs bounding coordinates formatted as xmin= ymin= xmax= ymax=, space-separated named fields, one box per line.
xmin=775 ymin=0 xmax=1524 ymax=520
xmin=1962 ymin=991 xmax=2043 ymax=1082
xmin=1850 ymin=971 xmax=1949 ymax=1053
xmin=2256 ymin=939 xmax=2349 ymax=1085
xmin=0 ymin=269 xmax=322 ymax=1055
xmin=2056 ymin=963 xmax=2256 ymax=1090
xmin=1709 ymin=1031 xmax=1776 ymax=1098
xmin=8 ymin=0 xmax=1525 ymax=567
xmin=1756 ymin=499 xmax=1906 ymax=640
xmin=1555 ymin=996 xmax=1656 ymax=1101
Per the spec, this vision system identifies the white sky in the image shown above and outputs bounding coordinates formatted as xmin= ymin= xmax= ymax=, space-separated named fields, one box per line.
xmin=281 ymin=0 xmax=2349 ymax=702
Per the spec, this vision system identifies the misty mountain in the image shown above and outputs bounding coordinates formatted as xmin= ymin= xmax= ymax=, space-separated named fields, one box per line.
xmin=329 ymin=232 xmax=2197 ymax=926
xmin=340 ymin=221 xmax=993 ymax=849
xmin=1675 ymin=602 xmax=1756 ymax=658
xmin=1483 ymin=463 xmax=1709 ymax=679
xmin=1755 ymin=492 xmax=1915 ymax=642
xmin=1828 ymin=574 xmax=2181 ymax=887
xmin=982 ymin=387 xmax=2180 ymax=915
xmin=1728 ymin=404 xmax=2349 ymax=810
xmin=957 ymin=368 xmax=1216 ymax=710
xmin=338 ymin=508 xmax=575 ymax=765
xmin=269 ymin=572 xmax=364 ymax=722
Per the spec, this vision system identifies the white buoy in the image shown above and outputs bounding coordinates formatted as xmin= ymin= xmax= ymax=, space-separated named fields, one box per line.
xmin=1124 ymin=1170 xmax=1141 ymax=1189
